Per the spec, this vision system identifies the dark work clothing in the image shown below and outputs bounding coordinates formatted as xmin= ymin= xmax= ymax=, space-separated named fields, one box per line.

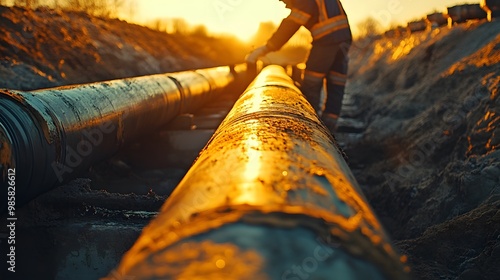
xmin=266 ymin=0 xmax=352 ymax=116
xmin=301 ymin=42 xmax=349 ymax=115
xmin=266 ymin=0 xmax=352 ymax=51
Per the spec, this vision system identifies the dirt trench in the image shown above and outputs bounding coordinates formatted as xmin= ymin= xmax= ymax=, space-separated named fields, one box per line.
xmin=342 ymin=20 xmax=500 ymax=279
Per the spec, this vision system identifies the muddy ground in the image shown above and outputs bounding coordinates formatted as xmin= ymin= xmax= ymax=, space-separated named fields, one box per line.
xmin=1 ymin=5 xmax=500 ymax=280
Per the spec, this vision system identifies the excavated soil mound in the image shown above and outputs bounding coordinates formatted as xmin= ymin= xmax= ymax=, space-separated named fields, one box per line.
xmin=345 ymin=20 xmax=500 ymax=279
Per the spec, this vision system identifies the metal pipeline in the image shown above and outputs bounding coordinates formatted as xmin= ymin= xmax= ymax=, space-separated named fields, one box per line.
xmin=0 ymin=65 xmax=248 ymax=211
xmin=107 ymin=65 xmax=409 ymax=280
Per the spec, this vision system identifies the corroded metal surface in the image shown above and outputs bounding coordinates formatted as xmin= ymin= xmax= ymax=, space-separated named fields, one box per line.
xmin=0 ymin=66 xmax=240 ymax=210
xmin=108 ymin=65 xmax=409 ymax=280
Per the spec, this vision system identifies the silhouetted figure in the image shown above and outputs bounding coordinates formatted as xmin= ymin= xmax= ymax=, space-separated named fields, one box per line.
xmin=246 ymin=0 xmax=352 ymax=133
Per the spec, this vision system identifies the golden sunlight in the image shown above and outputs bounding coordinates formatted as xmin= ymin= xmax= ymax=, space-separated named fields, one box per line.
xmin=131 ymin=0 xmax=473 ymax=40
xmin=134 ymin=0 xmax=289 ymax=41
xmin=243 ymin=133 xmax=262 ymax=182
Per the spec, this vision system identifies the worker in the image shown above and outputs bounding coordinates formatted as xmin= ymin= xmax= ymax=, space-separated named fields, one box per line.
xmin=246 ymin=0 xmax=352 ymax=133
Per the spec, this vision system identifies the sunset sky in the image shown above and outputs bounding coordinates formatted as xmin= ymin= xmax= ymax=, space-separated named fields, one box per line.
xmin=134 ymin=0 xmax=478 ymax=40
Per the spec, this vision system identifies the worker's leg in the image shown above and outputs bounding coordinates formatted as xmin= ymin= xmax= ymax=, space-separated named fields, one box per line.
xmin=301 ymin=70 xmax=324 ymax=113
xmin=324 ymin=43 xmax=349 ymax=117
xmin=323 ymin=43 xmax=350 ymax=132
xmin=301 ymin=44 xmax=340 ymax=114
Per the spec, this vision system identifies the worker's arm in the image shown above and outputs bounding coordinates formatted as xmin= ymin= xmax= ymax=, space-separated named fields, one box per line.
xmin=246 ymin=2 xmax=314 ymax=63
xmin=266 ymin=7 xmax=312 ymax=51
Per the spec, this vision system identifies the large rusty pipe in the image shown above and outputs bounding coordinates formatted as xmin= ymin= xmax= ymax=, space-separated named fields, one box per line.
xmin=107 ymin=65 xmax=409 ymax=280
xmin=0 ymin=65 xmax=247 ymax=211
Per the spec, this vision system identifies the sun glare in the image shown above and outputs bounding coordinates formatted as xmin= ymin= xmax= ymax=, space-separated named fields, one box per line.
xmin=129 ymin=0 xmax=474 ymax=41
xmin=133 ymin=0 xmax=289 ymax=41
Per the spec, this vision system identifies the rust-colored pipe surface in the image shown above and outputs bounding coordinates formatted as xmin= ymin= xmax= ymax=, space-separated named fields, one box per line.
xmin=0 ymin=66 xmax=243 ymax=211
xmin=107 ymin=65 xmax=409 ymax=280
